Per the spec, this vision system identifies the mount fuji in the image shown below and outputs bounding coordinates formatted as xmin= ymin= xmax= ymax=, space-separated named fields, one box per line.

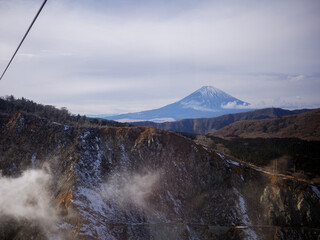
xmin=106 ymin=86 xmax=252 ymax=122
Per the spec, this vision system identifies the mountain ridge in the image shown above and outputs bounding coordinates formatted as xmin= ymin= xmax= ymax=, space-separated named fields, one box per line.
xmin=209 ymin=108 xmax=320 ymax=141
xmin=132 ymin=107 xmax=313 ymax=135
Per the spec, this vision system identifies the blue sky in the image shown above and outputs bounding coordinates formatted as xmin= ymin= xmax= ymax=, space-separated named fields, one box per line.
xmin=0 ymin=0 xmax=319 ymax=114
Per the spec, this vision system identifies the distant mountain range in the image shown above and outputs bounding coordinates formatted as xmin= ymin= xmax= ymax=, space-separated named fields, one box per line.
xmin=103 ymin=86 xmax=252 ymax=122
xmin=132 ymin=107 xmax=312 ymax=135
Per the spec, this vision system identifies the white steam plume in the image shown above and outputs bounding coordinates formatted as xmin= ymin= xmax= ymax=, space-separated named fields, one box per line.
xmin=0 ymin=169 xmax=56 ymax=224
xmin=101 ymin=170 xmax=160 ymax=210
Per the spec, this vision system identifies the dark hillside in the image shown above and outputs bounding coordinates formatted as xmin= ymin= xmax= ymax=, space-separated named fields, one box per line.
xmin=202 ymin=136 xmax=320 ymax=181
xmin=209 ymin=108 xmax=320 ymax=141
xmin=0 ymin=96 xmax=129 ymax=128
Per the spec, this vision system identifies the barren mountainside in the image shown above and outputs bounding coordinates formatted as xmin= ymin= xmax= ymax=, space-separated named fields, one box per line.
xmin=0 ymin=110 xmax=320 ymax=239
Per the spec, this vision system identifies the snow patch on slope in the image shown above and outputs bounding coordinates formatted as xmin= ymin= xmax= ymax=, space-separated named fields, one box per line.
xmin=311 ymin=185 xmax=320 ymax=199
xmin=233 ymin=187 xmax=259 ymax=240
xmin=73 ymin=130 xmax=110 ymax=238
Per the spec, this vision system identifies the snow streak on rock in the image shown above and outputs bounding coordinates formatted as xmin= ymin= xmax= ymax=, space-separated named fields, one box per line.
xmin=311 ymin=185 xmax=320 ymax=199
xmin=73 ymin=130 xmax=110 ymax=239
xmin=233 ymin=188 xmax=258 ymax=240
xmin=73 ymin=130 xmax=162 ymax=239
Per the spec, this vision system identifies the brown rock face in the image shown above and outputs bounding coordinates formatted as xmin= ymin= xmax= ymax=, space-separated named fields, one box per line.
xmin=0 ymin=112 xmax=319 ymax=239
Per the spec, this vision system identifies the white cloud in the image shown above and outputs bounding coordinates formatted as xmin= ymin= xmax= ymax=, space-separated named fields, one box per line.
xmin=221 ymin=101 xmax=251 ymax=109
xmin=289 ymin=75 xmax=305 ymax=81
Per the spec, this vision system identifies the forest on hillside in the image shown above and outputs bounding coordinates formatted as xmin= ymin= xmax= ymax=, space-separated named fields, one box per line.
xmin=181 ymin=132 xmax=320 ymax=182
xmin=0 ymin=96 xmax=128 ymax=128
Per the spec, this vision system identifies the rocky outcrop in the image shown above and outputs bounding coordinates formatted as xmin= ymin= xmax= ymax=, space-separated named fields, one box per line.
xmin=0 ymin=112 xmax=319 ymax=239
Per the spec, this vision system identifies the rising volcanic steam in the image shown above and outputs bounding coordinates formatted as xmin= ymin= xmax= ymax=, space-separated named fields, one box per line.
xmin=0 ymin=169 xmax=67 ymax=240
xmin=0 ymin=169 xmax=55 ymax=222
xmin=101 ymin=170 xmax=160 ymax=210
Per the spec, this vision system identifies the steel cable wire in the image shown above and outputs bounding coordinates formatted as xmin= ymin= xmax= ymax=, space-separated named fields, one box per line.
xmin=0 ymin=0 xmax=48 ymax=81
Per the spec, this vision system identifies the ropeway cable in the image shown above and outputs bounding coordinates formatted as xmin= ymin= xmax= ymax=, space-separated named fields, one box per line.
xmin=0 ymin=0 xmax=48 ymax=81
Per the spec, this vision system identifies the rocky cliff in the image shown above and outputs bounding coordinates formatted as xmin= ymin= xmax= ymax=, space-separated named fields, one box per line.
xmin=0 ymin=112 xmax=319 ymax=239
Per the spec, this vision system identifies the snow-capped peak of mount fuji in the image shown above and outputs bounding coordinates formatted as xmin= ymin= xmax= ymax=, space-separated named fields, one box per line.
xmin=105 ymin=86 xmax=252 ymax=122
xmin=178 ymin=86 xmax=249 ymax=111
xmin=197 ymin=86 xmax=226 ymax=97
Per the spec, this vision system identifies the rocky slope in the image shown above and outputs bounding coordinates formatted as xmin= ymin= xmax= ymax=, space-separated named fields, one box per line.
xmin=0 ymin=112 xmax=319 ymax=239
xmin=209 ymin=108 xmax=320 ymax=141
xmin=132 ymin=108 xmax=311 ymax=135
